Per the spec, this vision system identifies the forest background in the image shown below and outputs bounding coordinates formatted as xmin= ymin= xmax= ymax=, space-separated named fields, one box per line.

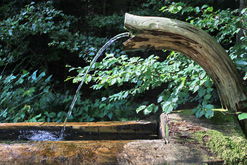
xmin=0 ymin=0 xmax=246 ymax=123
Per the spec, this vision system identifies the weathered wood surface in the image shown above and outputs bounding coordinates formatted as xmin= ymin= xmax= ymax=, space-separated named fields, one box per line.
xmin=0 ymin=140 xmax=219 ymax=165
xmin=0 ymin=113 xmax=226 ymax=165
xmin=159 ymin=113 xmax=169 ymax=143
xmin=0 ymin=121 xmax=158 ymax=141
xmin=123 ymin=13 xmax=247 ymax=134
xmin=0 ymin=121 xmax=157 ymax=134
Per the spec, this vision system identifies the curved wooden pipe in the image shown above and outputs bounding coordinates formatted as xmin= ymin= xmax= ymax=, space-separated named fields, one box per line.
xmin=123 ymin=13 xmax=247 ymax=133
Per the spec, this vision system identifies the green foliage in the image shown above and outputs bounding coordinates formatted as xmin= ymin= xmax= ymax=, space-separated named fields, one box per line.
xmin=0 ymin=1 xmax=140 ymax=122
xmin=87 ymin=14 xmax=124 ymax=33
xmin=1 ymin=0 xmax=246 ymax=123
xmin=0 ymin=0 xmax=21 ymax=19
xmin=160 ymin=2 xmax=246 ymax=116
xmin=0 ymin=1 xmax=75 ymax=68
xmin=136 ymin=104 xmax=158 ymax=115
xmin=68 ymin=99 xmax=137 ymax=122
xmin=160 ymin=3 xmax=245 ymax=43
xmin=70 ymin=2 xmax=246 ymax=119
xmin=131 ymin=0 xmax=164 ymax=16
xmin=160 ymin=2 xmax=247 ymax=77
xmin=0 ymin=1 xmax=109 ymax=69
xmin=0 ymin=69 xmax=136 ymax=122
xmin=238 ymin=113 xmax=247 ymax=120
xmin=0 ymin=1 xmax=73 ymax=122
xmin=71 ymin=52 xmax=216 ymax=118
xmin=0 ymin=71 xmax=53 ymax=122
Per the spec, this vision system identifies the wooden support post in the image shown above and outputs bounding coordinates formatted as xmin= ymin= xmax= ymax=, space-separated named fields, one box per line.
xmin=159 ymin=113 xmax=169 ymax=144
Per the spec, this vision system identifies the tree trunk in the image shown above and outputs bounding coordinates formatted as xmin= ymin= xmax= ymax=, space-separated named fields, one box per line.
xmin=123 ymin=13 xmax=247 ymax=134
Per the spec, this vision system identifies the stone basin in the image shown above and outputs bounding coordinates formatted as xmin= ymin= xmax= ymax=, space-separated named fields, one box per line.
xmin=0 ymin=114 xmax=226 ymax=165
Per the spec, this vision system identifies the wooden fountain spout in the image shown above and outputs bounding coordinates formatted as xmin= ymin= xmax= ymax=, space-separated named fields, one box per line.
xmin=123 ymin=13 xmax=247 ymax=134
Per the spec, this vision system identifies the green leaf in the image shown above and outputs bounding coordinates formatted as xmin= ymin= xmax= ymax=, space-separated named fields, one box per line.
xmin=143 ymin=108 xmax=151 ymax=115
xmin=198 ymin=88 xmax=206 ymax=97
xmin=199 ymin=72 xmax=206 ymax=79
xmin=31 ymin=70 xmax=38 ymax=81
xmin=172 ymin=97 xmax=178 ymax=103
xmin=236 ymin=60 xmax=247 ymax=66
xmin=122 ymin=91 xmax=129 ymax=98
xmin=157 ymin=96 xmax=163 ymax=103
xmin=195 ymin=109 xmax=205 ymax=118
xmin=136 ymin=105 xmax=146 ymax=113
xmin=110 ymin=78 xmax=117 ymax=85
xmin=205 ymin=109 xmax=214 ymax=118
xmin=29 ymin=114 xmax=42 ymax=122
xmin=193 ymin=85 xmax=200 ymax=93
xmin=206 ymin=7 xmax=213 ymax=12
xmin=238 ymin=113 xmax=247 ymax=120
xmin=204 ymin=94 xmax=212 ymax=100
xmin=153 ymin=106 xmax=159 ymax=113
xmin=8 ymin=29 xmax=13 ymax=36
xmin=202 ymin=4 xmax=209 ymax=9
xmin=49 ymin=112 xmax=56 ymax=118
xmin=204 ymin=104 xmax=214 ymax=110
xmin=23 ymin=87 xmax=36 ymax=96
xmin=107 ymin=112 xmax=113 ymax=119
xmin=4 ymin=75 xmax=16 ymax=83
xmin=162 ymin=101 xmax=173 ymax=114
xmin=195 ymin=7 xmax=200 ymax=13
xmin=143 ymin=104 xmax=154 ymax=115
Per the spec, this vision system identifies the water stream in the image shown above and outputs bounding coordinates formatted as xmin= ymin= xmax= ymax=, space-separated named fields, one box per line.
xmin=59 ymin=32 xmax=131 ymax=139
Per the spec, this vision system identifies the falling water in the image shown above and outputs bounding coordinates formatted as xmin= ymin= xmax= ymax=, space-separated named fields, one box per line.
xmin=60 ymin=32 xmax=131 ymax=138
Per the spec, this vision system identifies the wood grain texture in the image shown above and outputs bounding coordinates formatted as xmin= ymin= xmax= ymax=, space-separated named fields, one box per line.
xmin=123 ymin=13 xmax=247 ymax=134
xmin=159 ymin=113 xmax=169 ymax=144
xmin=0 ymin=112 xmax=227 ymax=164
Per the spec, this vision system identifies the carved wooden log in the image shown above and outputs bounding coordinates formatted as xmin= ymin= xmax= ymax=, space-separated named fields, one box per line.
xmin=0 ymin=121 xmax=158 ymax=141
xmin=123 ymin=13 xmax=247 ymax=134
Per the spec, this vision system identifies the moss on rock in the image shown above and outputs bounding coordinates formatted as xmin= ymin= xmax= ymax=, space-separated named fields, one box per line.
xmin=194 ymin=130 xmax=247 ymax=164
xmin=192 ymin=109 xmax=247 ymax=164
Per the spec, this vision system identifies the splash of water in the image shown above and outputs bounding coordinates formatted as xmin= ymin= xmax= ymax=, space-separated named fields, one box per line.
xmin=19 ymin=130 xmax=61 ymax=141
xmin=60 ymin=32 xmax=131 ymax=138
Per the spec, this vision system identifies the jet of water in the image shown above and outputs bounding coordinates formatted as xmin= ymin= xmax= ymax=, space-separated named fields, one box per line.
xmin=60 ymin=32 xmax=131 ymax=138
